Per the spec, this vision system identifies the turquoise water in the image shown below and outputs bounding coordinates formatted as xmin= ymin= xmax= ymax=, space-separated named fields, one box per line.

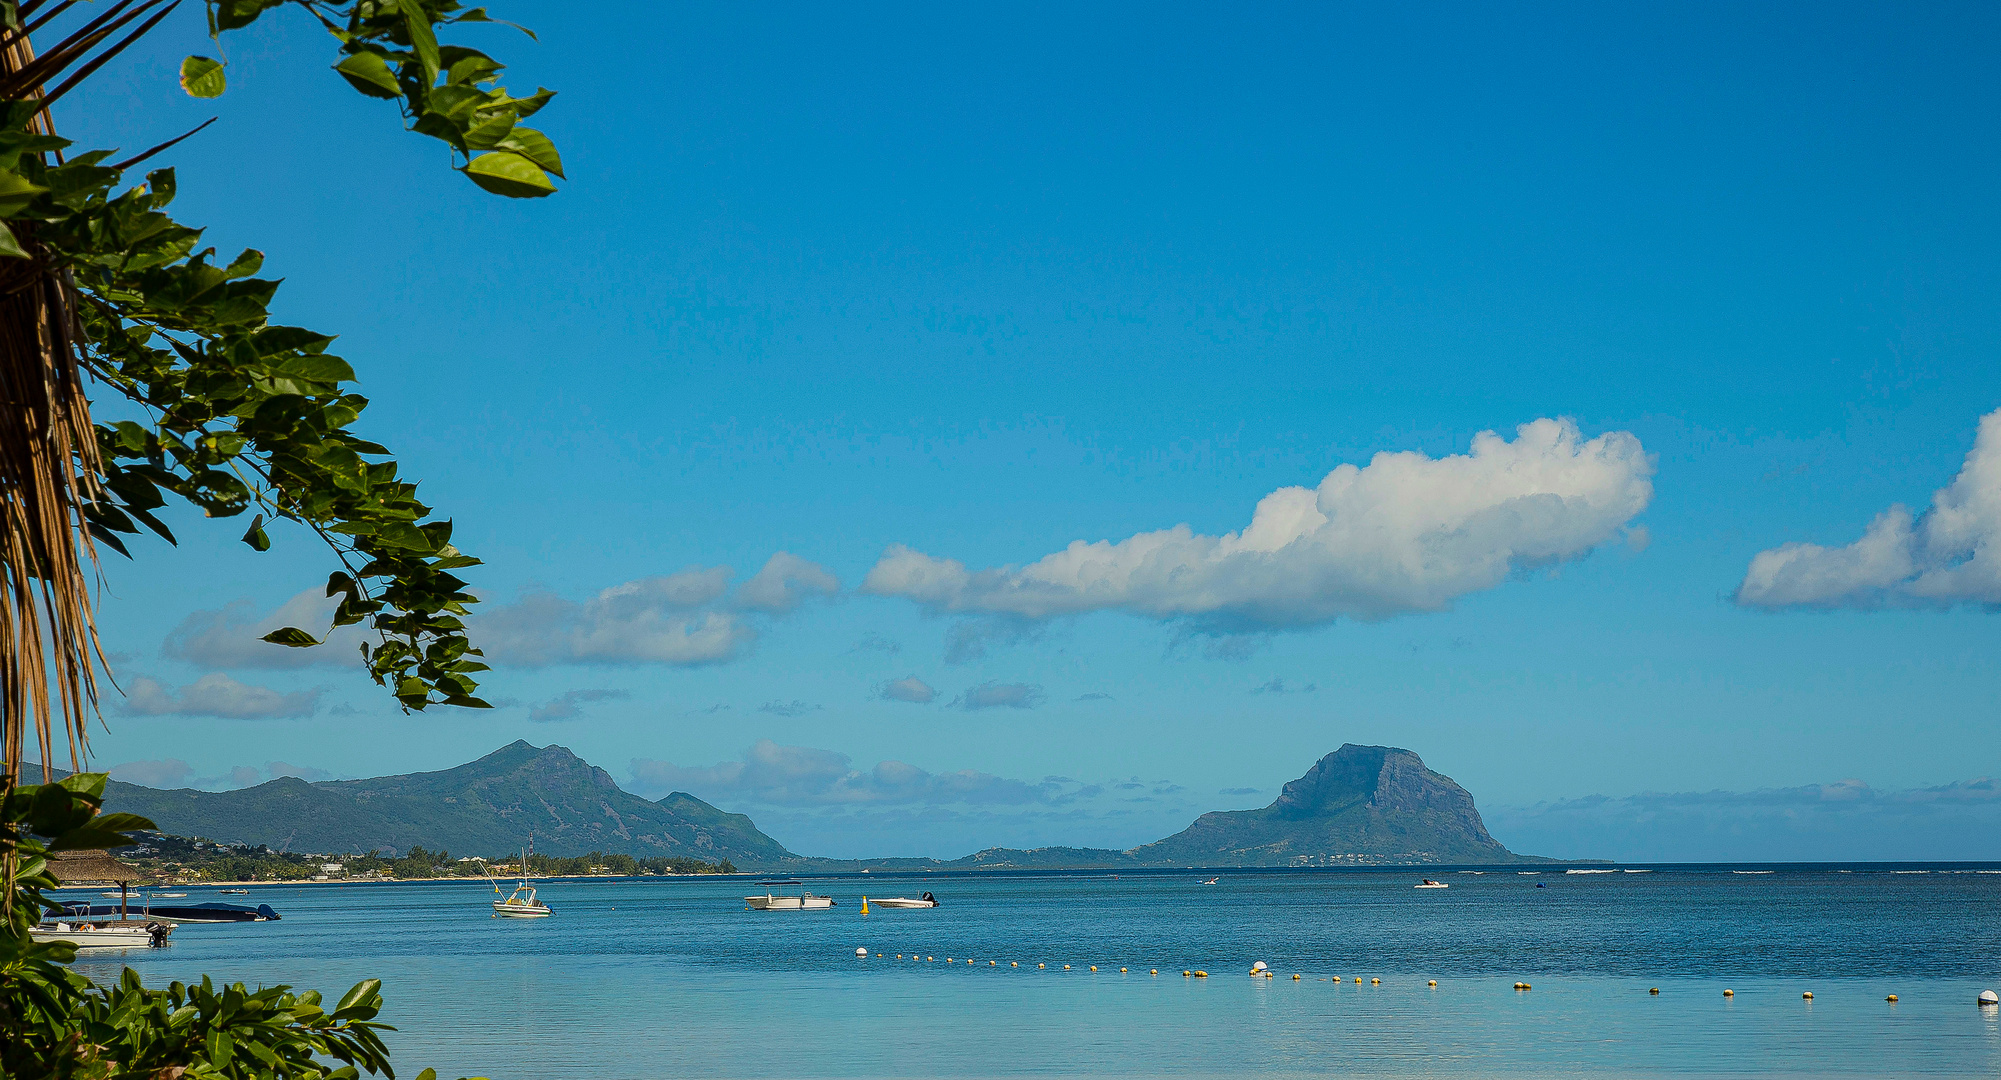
xmin=64 ymin=867 xmax=2001 ymax=1078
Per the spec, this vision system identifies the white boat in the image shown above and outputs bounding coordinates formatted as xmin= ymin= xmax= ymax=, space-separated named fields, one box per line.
xmin=1415 ymin=879 xmax=1449 ymax=889
xmin=870 ymin=893 xmax=938 ymax=909
xmin=31 ymin=920 xmax=172 ymax=949
xmin=1199 ymin=877 xmax=1220 ymax=885
xmin=745 ymin=881 xmax=837 ymax=910
xmin=489 ymin=842 xmax=553 ymax=918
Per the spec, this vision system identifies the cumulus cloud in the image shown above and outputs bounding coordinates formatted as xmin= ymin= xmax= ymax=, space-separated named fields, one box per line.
xmin=879 ymin=676 xmax=937 ymax=704
xmin=122 ymin=673 xmax=322 ymax=720
xmin=475 ymin=554 xmax=838 ymax=668
xmin=529 ymin=688 xmax=630 ymax=722
xmin=1490 ymin=777 xmax=2001 ymax=862
xmin=109 ymin=759 xmax=193 ymax=788
xmin=943 ymin=616 xmax=1042 ymax=665
xmin=1251 ymin=676 xmax=1317 ymax=695
xmin=735 ymin=552 xmax=840 ymax=613
xmin=952 ymin=681 xmax=1044 ymax=711
xmin=161 ymin=588 xmax=365 ymax=669
xmin=477 ymin=569 xmax=752 ymax=667
xmin=1738 ymin=409 xmax=2001 ymax=609
xmin=863 ymin=419 xmax=1652 ymax=631
xmin=628 ymin=739 xmax=1093 ymax=808
xmin=758 ymin=700 xmax=822 ymax=717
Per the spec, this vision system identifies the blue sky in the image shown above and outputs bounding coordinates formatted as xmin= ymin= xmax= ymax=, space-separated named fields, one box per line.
xmin=49 ymin=2 xmax=2001 ymax=860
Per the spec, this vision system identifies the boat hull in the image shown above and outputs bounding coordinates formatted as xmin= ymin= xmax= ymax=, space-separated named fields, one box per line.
xmin=871 ymin=898 xmax=936 ymax=908
xmin=32 ymin=922 xmax=172 ymax=948
xmin=493 ymin=901 xmax=552 ymax=918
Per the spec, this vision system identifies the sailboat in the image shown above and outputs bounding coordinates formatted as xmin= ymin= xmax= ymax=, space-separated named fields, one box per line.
xmin=490 ymin=839 xmax=553 ymax=918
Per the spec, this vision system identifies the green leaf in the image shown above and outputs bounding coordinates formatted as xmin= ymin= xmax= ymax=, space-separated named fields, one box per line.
xmin=493 ymin=127 xmax=563 ymax=179
xmin=334 ymin=52 xmax=402 ymax=99
xmin=0 ymin=221 xmax=27 ymax=259
xmin=0 ymin=167 xmax=47 ymax=217
xmin=261 ymin=627 xmax=322 ymax=647
xmin=462 ymin=151 xmax=555 ymax=198
xmin=179 ymin=56 xmax=227 ymax=99
xmin=240 ymin=513 xmax=270 ymax=551
xmin=335 ymin=979 xmax=382 ymax=1016
xmin=403 ymin=8 xmax=443 ymax=85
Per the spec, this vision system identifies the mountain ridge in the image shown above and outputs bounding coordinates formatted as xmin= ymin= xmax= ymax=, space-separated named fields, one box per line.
xmin=74 ymin=740 xmax=1576 ymax=869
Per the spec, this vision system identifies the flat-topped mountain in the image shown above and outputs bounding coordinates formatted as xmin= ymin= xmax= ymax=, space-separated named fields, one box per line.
xmin=97 ymin=741 xmax=793 ymax=866
xmin=1127 ymin=744 xmax=1532 ymax=866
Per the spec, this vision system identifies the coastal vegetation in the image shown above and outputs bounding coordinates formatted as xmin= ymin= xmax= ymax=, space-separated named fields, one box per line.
xmin=0 ymin=0 xmax=561 ymax=1076
xmin=99 ymin=834 xmax=739 ymax=881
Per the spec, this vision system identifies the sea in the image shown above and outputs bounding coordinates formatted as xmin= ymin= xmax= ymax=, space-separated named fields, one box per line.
xmin=61 ymin=865 xmax=2001 ymax=1079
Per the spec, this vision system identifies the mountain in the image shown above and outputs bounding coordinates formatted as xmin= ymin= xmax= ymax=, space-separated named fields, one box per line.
xmin=1127 ymin=744 xmax=1537 ymax=866
xmin=79 ymin=740 xmax=1563 ymax=871
xmin=96 ymin=741 xmax=794 ymax=867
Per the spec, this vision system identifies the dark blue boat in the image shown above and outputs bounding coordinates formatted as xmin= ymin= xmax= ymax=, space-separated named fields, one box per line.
xmin=52 ymin=900 xmax=279 ymax=923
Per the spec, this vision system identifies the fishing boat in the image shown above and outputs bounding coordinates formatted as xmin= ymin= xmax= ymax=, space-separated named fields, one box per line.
xmin=745 ymin=881 xmax=836 ymax=910
xmin=1415 ymin=879 xmax=1449 ymax=889
xmin=489 ymin=841 xmax=553 ymax=918
xmin=869 ymin=892 xmax=938 ymax=909
xmin=31 ymin=919 xmax=172 ymax=949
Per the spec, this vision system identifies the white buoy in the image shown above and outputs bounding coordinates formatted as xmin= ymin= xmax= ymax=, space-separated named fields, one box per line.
xmin=1980 ymin=990 xmax=1998 ymax=1006
xmin=856 ymin=948 xmax=868 ymax=957
xmin=1252 ymin=961 xmax=1268 ymax=972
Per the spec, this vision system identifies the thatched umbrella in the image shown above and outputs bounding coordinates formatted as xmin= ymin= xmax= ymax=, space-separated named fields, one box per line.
xmin=49 ymin=850 xmax=147 ymax=920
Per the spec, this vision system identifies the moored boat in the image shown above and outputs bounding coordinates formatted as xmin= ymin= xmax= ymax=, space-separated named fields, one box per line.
xmin=745 ymin=881 xmax=837 ymax=910
xmin=489 ymin=841 xmax=554 ymax=918
xmin=869 ymin=892 xmax=938 ymax=909
xmin=31 ymin=919 xmax=172 ymax=949
xmin=1415 ymin=879 xmax=1449 ymax=889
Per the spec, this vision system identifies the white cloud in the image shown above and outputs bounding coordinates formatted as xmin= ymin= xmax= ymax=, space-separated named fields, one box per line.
xmin=1738 ymin=408 xmax=2001 ymax=609
xmin=476 ymin=556 xmax=833 ymax=668
xmin=863 ymin=418 xmax=1652 ymax=631
xmin=627 ymin=739 xmax=1093 ymax=808
xmin=161 ymin=588 xmax=366 ymax=669
xmin=477 ymin=571 xmax=754 ymax=667
xmin=109 ymin=758 xmax=193 ymax=788
xmin=528 ymin=688 xmax=629 ymax=722
xmin=952 ymin=681 xmax=1044 ymax=710
xmin=121 ymin=673 xmax=322 ymax=720
xmin=879 ymin=676 xmax=938 ymax=704
xmin=735 ymin=552 xmax=840 ymax=613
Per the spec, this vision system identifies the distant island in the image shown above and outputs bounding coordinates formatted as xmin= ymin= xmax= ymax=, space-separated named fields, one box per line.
xmin=79 ymin=741 xmax=1575 ymax=871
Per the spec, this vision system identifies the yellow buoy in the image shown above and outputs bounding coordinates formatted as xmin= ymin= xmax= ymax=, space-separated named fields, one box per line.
xmin=1064 ymin=965 xmax=1071 ymax=970
xmin=927 ymin=956 xmax=934 ymax=962
xmin=1649 ymin=987 xmax=1659 ymax=995
xmin=1429 ymin=980 xmax=1437 ymax=987
xmin=1354 ymin=977 xmax=1363 ymax=984
xmin=991 ymin=961 xmax=997 ymax=966
xmin=1090 ymin=966 xmax=1098 ymax=972
xmin=1194 ymin=971 xmax=1209 ymax=978
xmin=1151 ymin=969 xmax=1158 ymax=975
xmin=1371 ymin=978 xmax=1380 ymax=985
xmin=1038 ymin=963 xmax=1046 ymax=969
xmin=1292 ymin=974 xmax=1301 ymax=980
xmin=861 ymin=896 xmax=869 ymax=915
xmin=1887 ymin=995 xmax=1898 ymax=1002
xmin=1803 ymin=992 xmax=1813 ymax=1000
xmin=1183 ymin=970 xmax=1192 ymax=977
xmin=1120 ymin=968 xmax=1128 ymax=973
xmin=1723 ymin=989 xmax=1734 ymax=997
xmin=1011 ymin=962 xmax=1018 ymax=967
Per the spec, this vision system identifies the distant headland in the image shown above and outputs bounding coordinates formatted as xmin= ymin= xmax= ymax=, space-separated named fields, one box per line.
xmin=81 ymin=741 xmax=1582 ymax=870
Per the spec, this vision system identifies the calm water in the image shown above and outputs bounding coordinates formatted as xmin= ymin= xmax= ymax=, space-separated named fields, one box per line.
xmin=63 ymin=866 xmax=2001 ymax=1078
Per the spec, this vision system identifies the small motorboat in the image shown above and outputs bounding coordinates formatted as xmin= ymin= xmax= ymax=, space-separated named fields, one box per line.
xmin=745 ymin=881 xmax=837 ymax=910
xmin=870 ymin=892 xmax=938 ymax=909
xmin=492 ymin=882 xmax=552 ymax=918
xmin=51 ymin=900 xmax=278 ymax=923
xmin=218 ymin=889 xmax=249 ymax=895
xmin=31 ymin=919 xmax=172 ymax=949
xmin=1199 ymin=877 xmax=1220 ymax=885
xmin=1415 ymin=879 xmax=1449 ymax=889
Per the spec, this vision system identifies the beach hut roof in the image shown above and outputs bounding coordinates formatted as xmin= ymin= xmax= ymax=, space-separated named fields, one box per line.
xmin=47 ymin=849 xmax=146 ymax=883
